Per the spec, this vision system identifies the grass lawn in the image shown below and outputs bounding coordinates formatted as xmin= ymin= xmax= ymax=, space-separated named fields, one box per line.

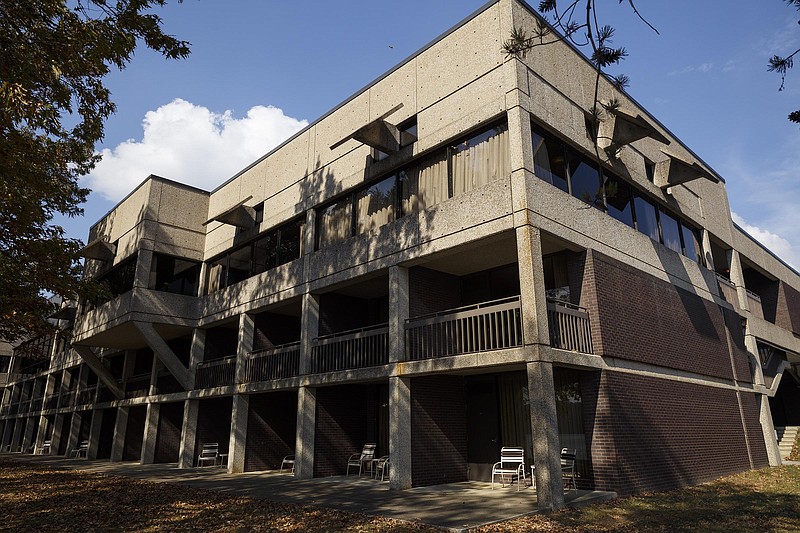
xmin=1 ymin=461 xmax=799 ymax=532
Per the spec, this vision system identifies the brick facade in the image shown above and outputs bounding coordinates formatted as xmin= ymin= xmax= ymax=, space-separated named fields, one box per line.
xmin=776 ymin=281 xmax=800 ymax=335
xmin=194 ymin=397 xmax=232 ymax=458
xmin=587 ymin=371 xmax=764 ymax=496
xmin=122 ymin=405 xmax=147 ymax=461
xmin=96 ymin=408 xmax=116 ymax=459
xmin=409 ymin=267 xmax=462 ymax=317
xmin=314 ymin=385 xmax=370 ymax=477
xmin=411 ymin=375 xmax=468 ymax=487
xmin=244 ymin=391 xmax=297 ymax=472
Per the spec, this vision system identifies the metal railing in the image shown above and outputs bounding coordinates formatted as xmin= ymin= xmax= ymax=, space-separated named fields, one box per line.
xmin=30 ymin=396 xmax=43 ymax=413
xmin=125 ymin=375 xmax=152 ymax=399
xmin=244 ymin=342 xmax=301 ymax=383
xmin=195 ymin=356 xmax=236 ymax=389
xmin=76 ymin=386 xmax=98 ymax=406
xmin=405 ymin=296 xmax=523 ymax=360
xmin=43 ymin=393 xmax=59 ymax=410
xmin=745 ymin=289 xmax=764 ymax=319
xmin=311 ymin=324 xmax=389 ymax=373
xmin=547 ymin=299 xmax=593 ymax=354
xmin=58 ymin=389 xmax=76 ymax=409
xmin=18 ymin=399 xmax=31 ymax=415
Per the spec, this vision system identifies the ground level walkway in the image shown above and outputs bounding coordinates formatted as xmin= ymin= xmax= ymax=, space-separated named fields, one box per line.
xmin=3 ymin=454 xmax=616 ymax=531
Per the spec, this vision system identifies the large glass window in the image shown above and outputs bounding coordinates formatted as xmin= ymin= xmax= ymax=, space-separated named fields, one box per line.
xmin=149 ymin=253 xmax=200 ymax=296
xmin=605 ymin=176 xmax=634 ymax=227
xmin=451 ymin=124 xmax=510 ymax=196
xmin=227 ymin=246 xmax=251 ymax=286
xmin=400 ymin=151 xmax=449 ymax=214
xmin=634 ymin=196 xmax=659 ymax=241
xmin=316 ymin=198 xmax=352 ymax=249
xmin=567 ymin=154 xmax=601 ymax=206
xmin=356 ymin=174 xmax=396 ymax=234
xmin=252 ymin=232 xmax=278 ymax=275
xmin=681 ymin=223 xmax=701 ymax=263
xmin=278 ymin=218 xmax=303 ymax=265
xmin=532 ymin=129 xmax=569 ymax=192
xmin=659 ymin=210 xmax=682 ymax=254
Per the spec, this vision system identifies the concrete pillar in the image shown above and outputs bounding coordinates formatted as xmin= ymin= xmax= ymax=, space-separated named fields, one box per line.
xmin=110 ymin=407 xmax=129 ymax=461
xmin=35 ymin=415 xmax=50 ymax=453
xmin=388 ymin=266 xmax=410 ymax=363
xmin=50 ymin=414 xmax=65 ymax=455
xmin=300 ymin=293 xmax=320 ymax=374
xmin=22 ymin=416 xmax=36 ymax=452
xmin=236 ymin=313 xmax=255 ymax=384
xmin=66 ymin=410 xmax=82 ymax=454
xmin=189 ymin=328 xmax=206 ymax=384
xmin=0 ymin=418 xmax=12 ymax=451
xmin=728 ymin=249 xmax=750 ymax=314
xmin=149 ymin=353 xmax=161 ymax=396
xmin=87 ymin=409 xmax=103 ymax=460
xmin=228 ymin=394 xmax=249 ymax=473
xmin=303 ymin=209 xmax=317 ymax=257
xmin=134 ymin=248 xmax=154 ymax=289
xmin=121 ymin=350 xmax=136 ymax=388
xmin=178 ymin=399 xmax=199 ymax=468
xmin=141 ymin=402 xmax=160 ymax=464
xmin=389 ymin=376 xmax=412 ymax=489
xmin=527 ymin=361 xmax=564 ymax=510
xmin=10 ymin=418 xmax=24 ymax=452
xmin=516 ymin=225 xmax=550 ymax=347
xmin=701 ymin=229 xmax=715 ymax=272
xmin=758 ymin=393 xmax=782 ymax=466
xmin=294 ymin=385 xmax=316 ymax=479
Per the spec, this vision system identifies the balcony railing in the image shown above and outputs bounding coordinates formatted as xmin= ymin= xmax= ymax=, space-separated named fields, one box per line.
xmin=18 ymin=399 xmax=31 ymax=415
xmin=244 ymin=342 xmax=301 ymax=383
xmin=0 ymin=404 xmax=9 ymax=416
xmin=746 ymin=289 xmax=764 ymax=319
xmin=58 ymin=389 xmax=76 ymax=409
xmin=76 ymin=386 xmax=98 ymax=406
xmin=547 ymin=299 xmax=593 ymax=354
xmin=31 ymin=396 xmax=43 ymax=413
xmin=311 ymin=324 xmax=389 ymax=373
xmin=44 ymin=393 xmax=59 ymax=410
xmin=405 ymin=296 xmax=523 ymax=361
xmin=125 ymin=375 xmax=152 ymax=399
xmin=195 ymin=356 xmax=236 ymax=389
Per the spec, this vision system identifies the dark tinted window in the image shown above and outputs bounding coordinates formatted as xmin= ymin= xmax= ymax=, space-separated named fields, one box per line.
xmin=252 ymin=232 xmax=278 ymax=274
xmin=659 ymin=209 xmax=682 ymax=253
xmin=278 ymin=218 xmax=303 ymax=264
xmin=150 ymin=254 xmax=200 ymax=296
xmin=605 ymin=176 xmax=634 ymax=227
xmin=681 ymin=223 xmax=701 ymax=263
xmin=532 ymin=130 xmax=568 ymax=192
xmin=568 ymin=154 xmax=601 ymax=206
xmin=634 ymin=196 xmax=659 ymax=241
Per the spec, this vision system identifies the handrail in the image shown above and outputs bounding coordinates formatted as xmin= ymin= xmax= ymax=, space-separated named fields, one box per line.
xmin=197 ymin=355 xmax=237 ymax=368
xmin=745 ymin=288 xmax=762 ymax=302
xmin=715 ymin=273 xmax=735 ymax=287
xmin=546 ymin=299 xmax=593 ymax=354
xmin=248 ymin=341 xmax=301 ymax=357
xmin=406 ymin=296 xmax=521 ymax=323
xmin=244 ymin=342 xmax=301 ymax=383
xmin=314 ymin=323 xmax=389 ymax=343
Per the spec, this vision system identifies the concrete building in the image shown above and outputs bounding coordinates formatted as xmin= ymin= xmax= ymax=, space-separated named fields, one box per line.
xmin=2 ymin=0 xmax=800 ymax=509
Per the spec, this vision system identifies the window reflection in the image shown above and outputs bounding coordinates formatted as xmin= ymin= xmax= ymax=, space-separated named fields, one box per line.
xmin=634 ymin=196 xmax=660 ymax=242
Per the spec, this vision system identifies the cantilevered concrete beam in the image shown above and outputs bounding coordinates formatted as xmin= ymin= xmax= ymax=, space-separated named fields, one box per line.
xmin=202 ymin=195 xmax=255 ymax=229
xmin=655 ymin=152 xmax=720 ymax=190
xmin=330 ymin=103 xmax=404 ymax=153
xmin=79 ymin=239 xmax=117 ymax=262
xmin=597 ymin=109 xmax=670 ymax=154
xmin=72 ymin=346 xmax=124 ymax=399
xmin=133 ymin=321 xmax=193 ymax=390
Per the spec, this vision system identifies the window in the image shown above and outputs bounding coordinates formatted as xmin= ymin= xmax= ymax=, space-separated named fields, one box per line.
xmin=567 ymin=153 xmax=601 ymax=206
xmin=252 ymin=232 xmax=278 ymax=275
xmin=399 ymin=117 xmax=418 ymax=148
xmin=149 ymin=253 xmax=200 ymax=296
xmin=634 ymin=196 xmax=659 ymax=241
xmin=532 ymin=129 xmax=569 ymax=192
xmin=451 ymin=124 xmax=509 ymax=196
xmin=316 ymin=198 xmax=352 ymax=249
xmin=356 ymin=174 xmax=396 ymax=234
xmin=277 ymin=218 xmax=303 ymax=265
xmin=659 ymin=209 xmax=682 ymax=254
xmin=644 ymin=159 xmax=656 ymax=183
xmin=681 ymin=223 xmax=701 ymax=263
xmin=400 ymin=150 xmax=449 ymax=214
xmin=605 ymin=176 xmax=634 ymax=227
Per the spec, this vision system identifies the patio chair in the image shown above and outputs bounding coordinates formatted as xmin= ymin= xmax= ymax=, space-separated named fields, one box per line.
xmin=36 ymin=440 xmax=51 ymax=455
xmin=561 ymin=447 xmax=577 ymax=491
xmin=70 ymin=440 xmax=89 ymax=458
xmin=197 ymin=442 xmax=219 ymax=467
xmin=491 ymin=447 xmax=527 ymax=491
xmin=374 ymin=455 xmax=390 ymax=481
xmin=346 ymin=443 xmax=376 ymax=476
xmin=280 ymin=454 xmax=295 ymax=474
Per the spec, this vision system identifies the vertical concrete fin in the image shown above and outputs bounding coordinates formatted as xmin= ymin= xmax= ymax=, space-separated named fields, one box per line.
xmin=73 ymin=346 xmax=124 ymax=399
xmin=133 ymin=321 xmax=193 ymax=390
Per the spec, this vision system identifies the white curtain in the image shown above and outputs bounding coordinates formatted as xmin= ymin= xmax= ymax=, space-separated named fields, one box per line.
xmin=317 ymin=200 xmax=352 ymax=248
xmin=452 ymin=126 xmax=510 ymax=196
xmin=356 ymin=177 xmax=396 ymax=234
xmin=401 ymin=151 xmax=449 ymax=214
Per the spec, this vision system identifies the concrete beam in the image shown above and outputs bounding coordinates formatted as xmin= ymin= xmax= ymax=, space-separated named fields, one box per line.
xmin=133 ymin=321 xmax=193 ymax=390
xmin=72 ymin=345 xmax=124 ymax=400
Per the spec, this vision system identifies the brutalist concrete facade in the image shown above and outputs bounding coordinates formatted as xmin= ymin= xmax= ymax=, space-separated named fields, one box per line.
xmin=3 ymin=0 xmax=800 ymax=508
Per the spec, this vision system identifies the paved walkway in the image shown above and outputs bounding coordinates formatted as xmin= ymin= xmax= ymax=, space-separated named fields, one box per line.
xmin=4 ymin=454 xmax=616 ymax=532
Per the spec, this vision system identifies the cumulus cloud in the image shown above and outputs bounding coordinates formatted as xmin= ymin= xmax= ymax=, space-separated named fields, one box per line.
xmin=85 ymin=99 xmax=308 ymax=201
xmin=732 ymin=213 xmax=798 ymax=270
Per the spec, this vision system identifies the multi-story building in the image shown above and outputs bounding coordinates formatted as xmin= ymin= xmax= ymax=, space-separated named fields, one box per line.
xmin=2 ymin=0 xmax=799 ymax=509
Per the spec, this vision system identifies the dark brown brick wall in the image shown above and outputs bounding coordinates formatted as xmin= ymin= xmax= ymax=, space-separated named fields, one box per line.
xmin=411 ymin=375 xmax=468 ymax=487
xmin=194 ymin=397 xmax=232 ymax=458
xmin=587 ymin=371 xmax=759 ymax=496
xmin=122 ymin=405 xmax=147 ymax=461
xmin=740 ymin=391 xmax=769 ymax=468
xmin=776 ymin=281 xmax=800 ymax=335
xmin=723 ymin=307 xmax=753 ymax=383
xmin=409 ymin=267 xmax=461 ymax=318
xmin=586 ymin=250 xmax=740 ymax=381
xmin=314 ymin=385 xmax=369 ymax=477
xmin=96 ymin=408 xmax=116 ymax=459
xmin=253 ymin=312 xmax=301 ymax=350
xmin=245 ymin=391 xmax=297 ymax=472
xmin=154 ymin=401 xmax=183 ymax=464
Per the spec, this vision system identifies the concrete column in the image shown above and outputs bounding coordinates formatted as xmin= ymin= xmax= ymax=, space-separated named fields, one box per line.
xmin=388 ymin=266 xmax=410 ymax=363
xmin=389 ymin=376 xmax=412 ymax=489
xmin=35 ymin=415 xmax=49 ymax=453
xmin=527 ymin=361 xmax=564 ymax=510
xmin=189 ymin=328 xmax=206 ymax=384
xmin=196 ymin=262 xmax=209 ymax=298
xmin=134 ymin=247 xmax=154 ymax=289
xmin=141 ymin=402 xmax=160 ymax=464
xmin=228 ymin=394 xmax=249 ymax=473
xmin=149 ymin=354 xmax=161 ymax=396
xmin=294 ymin=385 xmax=316 ymax=479
xmin=759 ymin=393 xmax=782 ymax=466
xmin=122 ymin=350 xmax=136 ymax=387
xmin=507 ymin=101 xmax=535 ymax=176
xmin=66 ymin=410 xmax=82 ymax=454
xmin=728 ymin=249 xmax=750 ymax=314
xmin=22 ymin=416 xmax=37 ymax=452
xmin=178 ymin=399 xmax=199 ymax=468
xmin=516 ymin=225 xmax=550 ymax=347
xmin=701 ymin=229 xmax=715 ymax=272
xmin=87 ymin=409 xmax=103 ymax=460
xmin=303 ymin=209 xmax=317 ymax=257
xmin=236 ymin=313 xmax=255 ymax=384
xmin=50 ymin=414 xmax=65 ymax=455
xmin=0 ymin=418 xmax=12 ymax=451
xmin=300 ymin=293 xmax=320 ymax=374
xmin=110 ymin=407 xmax=129 ymax=462
xmin=10 ymin=417 xmax=24 ymax=452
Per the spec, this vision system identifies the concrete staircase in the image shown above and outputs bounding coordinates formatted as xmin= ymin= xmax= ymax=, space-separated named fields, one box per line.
xmin=776 ymin=426 xmax=799 ymax=460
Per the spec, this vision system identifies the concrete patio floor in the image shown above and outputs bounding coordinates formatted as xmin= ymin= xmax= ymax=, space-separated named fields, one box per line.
xmin=4 ymin=454 xmax=617 ymax=532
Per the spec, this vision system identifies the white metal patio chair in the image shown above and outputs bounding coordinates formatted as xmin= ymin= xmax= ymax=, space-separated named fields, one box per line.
xmin=280 ymin=454 xmax=295 ymax=474
xmin=36 ymin=440 xmax=51 ymax=455
xmin=491 ymin=447 xmax=527 ymax=491
xmin=346 ymin=443 xmax=376 ymax=476
xmin=70 ymin=440 xmax=89 ymax=458
xmin=197 ymin=442 xmax=219 ymax=467
xmin=561 ymin=447 xmax=577 ymax=490
xmin=374 ymin=455 xmax=390 ymax=481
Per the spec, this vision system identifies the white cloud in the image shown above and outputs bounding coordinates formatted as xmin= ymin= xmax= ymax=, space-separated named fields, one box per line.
xmin=668 ymin=62 xmax=715 ymax=76
xmin=85 ymin=99 xmax=308 ymax=201
xmin=731 ymin=212 xmax=798 ymax=270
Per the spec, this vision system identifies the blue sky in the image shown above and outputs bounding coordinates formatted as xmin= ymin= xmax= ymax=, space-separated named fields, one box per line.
xmin=63 ymin=0 xmax=800 ymax=268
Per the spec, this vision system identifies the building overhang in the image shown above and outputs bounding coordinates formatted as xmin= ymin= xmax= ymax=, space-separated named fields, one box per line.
xmin=79 ymin=239 xmax=116 ymax=262
xmin=203 ymin=195 xmax=255 ymax=228
xmin=655 ymin=152 xmax=720 ymax=190
xmin=330 ymin=103 xmax=405 ymax=153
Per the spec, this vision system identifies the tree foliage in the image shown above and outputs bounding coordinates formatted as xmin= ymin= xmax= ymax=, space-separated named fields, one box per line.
xmin=0 ymin=0 xmax=190 ymax=342
xmin=768 ymin=0 xmax=800 ymax=123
